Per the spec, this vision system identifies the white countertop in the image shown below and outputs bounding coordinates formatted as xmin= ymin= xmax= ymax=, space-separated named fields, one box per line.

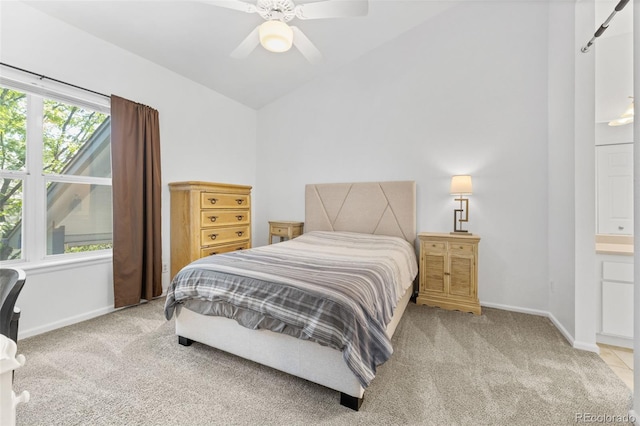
xmin=595 ymin=234 xmax=633 ymax=256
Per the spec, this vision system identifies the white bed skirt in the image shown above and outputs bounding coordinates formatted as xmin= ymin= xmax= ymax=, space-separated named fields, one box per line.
xmin=175 ymin=284 xmax=414 ymax=399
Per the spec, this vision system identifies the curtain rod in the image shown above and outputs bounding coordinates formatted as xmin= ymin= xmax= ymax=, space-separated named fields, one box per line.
xmin=0 ymin=62 xmax=110 ymax=98
xmin=581 ymin=0 xmax=630 ymax=53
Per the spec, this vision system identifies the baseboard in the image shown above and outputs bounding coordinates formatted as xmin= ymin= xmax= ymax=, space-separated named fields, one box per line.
xmin=481 ymin=301 xmax=599 ymax=353
xmin=19 ymin=306 xmax=115 ymax=339
xmin=481 ymin=301 xmax=548 ymax=317
xmin=572 ymin=340 xmax=600 ymax=353
xmin=596 ymin=333 xmax=633 ymax=350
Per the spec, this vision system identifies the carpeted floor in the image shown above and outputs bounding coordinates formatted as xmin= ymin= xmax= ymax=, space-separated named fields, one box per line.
xmin=13 ymin=299 xmax=632 ymax=425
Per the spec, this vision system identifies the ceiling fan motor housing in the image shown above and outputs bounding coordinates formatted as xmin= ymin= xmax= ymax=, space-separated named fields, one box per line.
xmin=257 ymin=0 xmax=296 ymax=22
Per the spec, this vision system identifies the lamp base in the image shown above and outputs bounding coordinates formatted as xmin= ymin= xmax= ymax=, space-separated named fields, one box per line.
xmin=450 ymin=231 xmax=472 ymax=235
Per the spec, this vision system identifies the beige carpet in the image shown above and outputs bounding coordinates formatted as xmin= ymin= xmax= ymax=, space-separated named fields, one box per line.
xmin=13 ymin=298 xmax=632 ymax=425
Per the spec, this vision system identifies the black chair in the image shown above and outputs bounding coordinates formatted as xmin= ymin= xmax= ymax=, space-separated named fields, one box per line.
xmin=0 ymin=267 xmax=26 ymax=343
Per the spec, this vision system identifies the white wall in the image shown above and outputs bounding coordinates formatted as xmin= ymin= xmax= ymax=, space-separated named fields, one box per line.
xmin=547 ymin=0 xmax=577 ymax=341
xmin=255 ymin=2 xmax=551 ymax=311
xmin=0 ymin=2 xmax=257 ymax=338
xmin=572 ymin=0 xmax=597 ymax=351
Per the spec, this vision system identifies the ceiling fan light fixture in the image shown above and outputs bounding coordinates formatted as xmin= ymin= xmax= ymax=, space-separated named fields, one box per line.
xmin=259 ymin=20 xmax=293 ymax=53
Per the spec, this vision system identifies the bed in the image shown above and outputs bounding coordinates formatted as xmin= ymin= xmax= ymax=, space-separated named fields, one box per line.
xmin=164 ymin=181 xmax=417 ymax=410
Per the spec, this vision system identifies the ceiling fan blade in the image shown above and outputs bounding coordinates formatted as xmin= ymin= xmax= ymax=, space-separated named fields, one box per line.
xmin=230 ymin=26 xmax=260 ymax=58
xmin=290 ymin=26 xmax=322 ymax=64
xmin=200 ymin=0 xmax=257 ymax=14
xmin=295 ymin=0 xmax=368 ymax=20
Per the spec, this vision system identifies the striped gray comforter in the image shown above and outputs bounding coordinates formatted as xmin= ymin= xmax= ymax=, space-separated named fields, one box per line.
xmin=164 ymin=231 xmax=418 ymax=387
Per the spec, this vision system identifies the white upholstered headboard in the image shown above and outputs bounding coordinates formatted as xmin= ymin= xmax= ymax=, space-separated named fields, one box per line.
xmin=305 ymin=181 xmax=416 ymax=243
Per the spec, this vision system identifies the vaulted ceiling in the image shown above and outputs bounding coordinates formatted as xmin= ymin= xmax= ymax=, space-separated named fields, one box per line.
xmin=22 ymin=0 xmax=635 ymax=115
xmin=24 ymin=0 xmax=456 ymax=109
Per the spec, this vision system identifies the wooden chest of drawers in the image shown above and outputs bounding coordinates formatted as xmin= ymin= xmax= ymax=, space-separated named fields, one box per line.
xmin=169 ymin=181 xmax=252 ymax=278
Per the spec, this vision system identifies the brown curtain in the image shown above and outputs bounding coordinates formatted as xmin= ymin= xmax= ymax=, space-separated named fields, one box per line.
xmin=110 ymin=95 xmax=162 ymax=308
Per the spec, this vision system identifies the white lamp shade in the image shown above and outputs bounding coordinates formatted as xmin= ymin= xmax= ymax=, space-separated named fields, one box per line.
xmin=259 ymin=21 xmax=293 ymax=53
xmin=450 ymin=175 xmax=472 ymax=195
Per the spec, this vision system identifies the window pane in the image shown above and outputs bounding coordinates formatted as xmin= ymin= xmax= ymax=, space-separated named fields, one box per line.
xmin=0 ymin=178 xmax=23 ymax=260
xmin=46 ymin=182 xmax=112 ymax=255
xmin=42 ymin=99 xmax=110 ymax=178
xmin=0 ymin=87 xmax=27 ymax=171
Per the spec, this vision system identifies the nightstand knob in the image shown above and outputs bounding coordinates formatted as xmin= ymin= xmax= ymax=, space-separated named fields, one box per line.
xmin=210 ymin=216 xmax=218 ymax=222
xmin=208 ymin=198 xmax=218 ymax=204
xmin=236 ymin=199 xmax=244 ymax=205
xmin=236 ymin=215 xmax=244 ymax=220
xmin=209 ymin=234 xmax=218 ymax=240
xmin=432 ymin=244 xmax=436 ymax=247
xmin=236 ymin=231 xmax=244 ymax=237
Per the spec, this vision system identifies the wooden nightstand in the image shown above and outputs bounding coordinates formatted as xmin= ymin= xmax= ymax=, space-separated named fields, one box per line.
xmin=268 ymin=221 xmax=304 ymax=244
xmin=416 ymin=232 xmax=481 ymax=315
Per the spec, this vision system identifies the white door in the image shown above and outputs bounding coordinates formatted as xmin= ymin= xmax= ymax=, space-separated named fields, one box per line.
xmin=596 ymin=143 xmax=633 ymax=235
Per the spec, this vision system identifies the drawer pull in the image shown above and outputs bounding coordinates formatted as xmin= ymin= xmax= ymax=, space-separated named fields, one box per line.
xmin=432 ymin=244 xmax=436 ymax=247
xmin=209 ymin=216 xmax=218 ymax=222
xmin=619 ymin=226 xmax=624 ymax=230
xmin=236 ymin=215 xmax=244 ymax=221
xmin=209 ymin=234 xmax=218 ymax=240
xmin=236 ymin=199 xmax=244 ymax=204
xmin=444 ymin=272 xmax=450 ymax=276
xmin=208 ymin=198 xmax=218 ymax=204
xmin=459 ymin=246 xmax=464 ymax=249
xmin=236 ymin=231 xmax=244 ymax=237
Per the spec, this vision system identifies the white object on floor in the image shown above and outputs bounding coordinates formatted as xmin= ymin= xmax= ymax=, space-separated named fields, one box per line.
xmin=0 ymin=335 xmax=29 ymax=426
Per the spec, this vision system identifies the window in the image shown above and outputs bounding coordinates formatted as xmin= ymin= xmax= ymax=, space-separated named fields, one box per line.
xmin=0 ymin=82 xmax=112 ymax=262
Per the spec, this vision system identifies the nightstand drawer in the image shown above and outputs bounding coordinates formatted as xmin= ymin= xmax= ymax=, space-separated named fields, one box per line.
xmin=200 ymin=192 xmax=250 ymax=209
xmin=449 ymin=242 xmax=475 ymax=254
xmin=271 ymin=226 xmax=291 ymax=236
xmin=422 ymin=241 xmax=446 ymax=252
xmin=200 ymin=226 xmax=250 ymax=246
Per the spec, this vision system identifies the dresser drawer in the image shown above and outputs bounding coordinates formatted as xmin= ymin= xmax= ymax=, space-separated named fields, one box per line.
xmin=201 ymin=192 xmax=250 ymax=209
xmin=200 ymin=210 xmax=249 ymax=227
xmin=200 ymin=241 xmax=250 ymax=257
xmin=201 ymin=226 xmax=250 ymax=246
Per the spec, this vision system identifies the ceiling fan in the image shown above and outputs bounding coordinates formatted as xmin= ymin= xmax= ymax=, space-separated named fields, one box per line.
xmin=202 ymin=0 xmax=369 ymax=64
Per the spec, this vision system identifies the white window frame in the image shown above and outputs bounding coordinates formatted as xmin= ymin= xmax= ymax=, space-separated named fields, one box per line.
xmin=0 ymin=71 xmax=112 ymax=268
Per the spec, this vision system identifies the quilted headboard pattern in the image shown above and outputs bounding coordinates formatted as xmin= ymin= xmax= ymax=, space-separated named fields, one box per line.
xmin=305 ymin=181 xmax=416 ymax=243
